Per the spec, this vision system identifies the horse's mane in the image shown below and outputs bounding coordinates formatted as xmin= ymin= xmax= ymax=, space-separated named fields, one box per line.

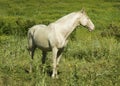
xmin=55 ymin=12 xmax=77 ymax=23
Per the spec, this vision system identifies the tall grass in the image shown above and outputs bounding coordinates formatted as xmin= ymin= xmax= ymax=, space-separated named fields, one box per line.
xmin=0 ymin=31 xmax=120 ymax=85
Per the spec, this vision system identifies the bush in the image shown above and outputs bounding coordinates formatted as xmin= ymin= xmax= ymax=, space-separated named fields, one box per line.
xmin=0 ymin=16 xmax=36 ymax=36
xmin=15 ymin=18 xmax=36 ymax=36
xmin=101 ymin=24 xmax=120 ymax=41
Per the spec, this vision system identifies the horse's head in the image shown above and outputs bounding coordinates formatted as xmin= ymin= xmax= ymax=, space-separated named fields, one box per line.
xmin=78 ymin=9 xmax=95 ymax=31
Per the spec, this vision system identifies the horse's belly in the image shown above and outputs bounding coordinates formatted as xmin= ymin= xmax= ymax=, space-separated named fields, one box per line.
xmin=36 ymin=43 xmax=51 ymax=51
xmin=34 ymin=35 xmax=51 ymax=51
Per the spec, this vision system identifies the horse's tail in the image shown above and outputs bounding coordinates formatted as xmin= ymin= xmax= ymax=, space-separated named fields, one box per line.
xmin=27 ymin=27 xmax=35 ymax=51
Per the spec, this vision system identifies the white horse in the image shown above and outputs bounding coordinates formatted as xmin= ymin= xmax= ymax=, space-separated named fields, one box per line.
xmin=27 ymin=9 xmax=95 ymax=78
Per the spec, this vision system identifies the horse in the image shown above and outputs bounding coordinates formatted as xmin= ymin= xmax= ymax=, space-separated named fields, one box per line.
xmin=27 ymin=9 xmax=95 ymax=78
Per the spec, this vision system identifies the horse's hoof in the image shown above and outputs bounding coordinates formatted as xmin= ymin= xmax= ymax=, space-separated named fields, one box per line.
xmin=52 ymin=74 xmax=58 ymax=79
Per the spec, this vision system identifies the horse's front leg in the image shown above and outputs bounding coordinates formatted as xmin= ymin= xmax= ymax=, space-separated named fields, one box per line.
xmin=57 ymin=48 xmax=64 ymax=66
xmin=52 ymin=47 xmax=58 ymax=78
xmin=56 ymin=40 xmax=67 ymax=66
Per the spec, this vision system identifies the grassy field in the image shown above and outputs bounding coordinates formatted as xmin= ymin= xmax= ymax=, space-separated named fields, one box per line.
xmin=0 ymin=0 xmax=120 ymax=86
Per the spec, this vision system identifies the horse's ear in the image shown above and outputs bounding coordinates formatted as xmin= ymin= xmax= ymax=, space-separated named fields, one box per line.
xmin=81 ymin=8 xmax=85 ymax=13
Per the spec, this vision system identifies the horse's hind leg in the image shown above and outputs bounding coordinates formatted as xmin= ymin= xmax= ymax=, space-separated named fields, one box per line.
xmin=41 ymin=51 xmax=47 ymax=64
xmin=27 ymin=31 xmax=36 ymax=73
xmin=29 ymin=47 xmax=36 ymax=73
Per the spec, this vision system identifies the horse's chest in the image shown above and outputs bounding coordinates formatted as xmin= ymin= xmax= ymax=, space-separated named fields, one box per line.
xmin=49 ymin=33 xmax=66 ymax=48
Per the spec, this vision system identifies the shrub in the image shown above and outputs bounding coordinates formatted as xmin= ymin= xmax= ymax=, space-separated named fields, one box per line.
xmin=101 ymin=24 xmax=120 ymax=41
xmin=15 ymin=18 xmax=36 ymax=36
xmin=0 ymin=16 xmax=36 ymax=36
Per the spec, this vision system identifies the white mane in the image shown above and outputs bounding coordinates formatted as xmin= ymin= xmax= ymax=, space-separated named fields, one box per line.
xmin=54 ymin=12 xmax=78 ymax=23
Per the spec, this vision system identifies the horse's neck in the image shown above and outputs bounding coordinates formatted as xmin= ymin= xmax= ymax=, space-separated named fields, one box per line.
xmin=56 ymin=14 xmax=80 ymax=39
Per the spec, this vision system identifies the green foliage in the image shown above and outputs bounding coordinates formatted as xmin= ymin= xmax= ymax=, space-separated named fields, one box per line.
xmin=101 ymin=23 xmax=120 ymax=41
xmin=0 ymin=16 xmax=36 ymax=36
xmin=0 ymin=33 xmax=120 ymax=86
xmin=0 ymin=0 xmax=120 ymax=36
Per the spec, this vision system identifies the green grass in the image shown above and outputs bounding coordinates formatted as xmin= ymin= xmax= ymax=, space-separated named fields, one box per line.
xmin=0 ymin=0 xmax=120 ymax=86
xmin=0 ymin=0 xmax=120 ymax=35
xmin=0 ymin=32 xmax=120 ymax=86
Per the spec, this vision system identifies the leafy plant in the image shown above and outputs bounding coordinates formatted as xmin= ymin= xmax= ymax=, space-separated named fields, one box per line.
xmin=101 ymin=24 xmax=120 ymax=41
